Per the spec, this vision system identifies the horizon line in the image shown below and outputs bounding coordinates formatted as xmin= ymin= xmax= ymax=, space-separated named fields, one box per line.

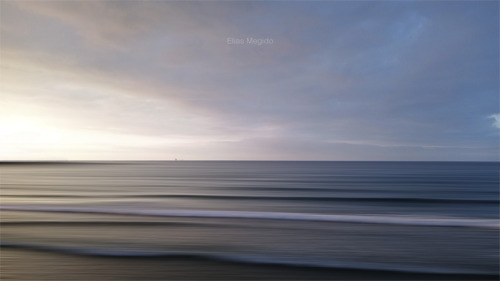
xmin=1 ymin=160 xmax=498 ymax=164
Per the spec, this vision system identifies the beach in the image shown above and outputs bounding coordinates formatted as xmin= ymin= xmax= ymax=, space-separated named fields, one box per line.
xmin=1 ymin=161 xmax=499 ymax=280
xmin=2 ymin=248 xmax=498 ymax=281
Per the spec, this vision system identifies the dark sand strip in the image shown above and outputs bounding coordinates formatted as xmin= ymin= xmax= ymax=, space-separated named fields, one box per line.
xmin=1 ymin=248 xmax=498 ymax=281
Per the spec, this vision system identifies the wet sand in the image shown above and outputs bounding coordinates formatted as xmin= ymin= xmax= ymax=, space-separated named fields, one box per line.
xmin=1 ymin=248 xmax=498 ymax=281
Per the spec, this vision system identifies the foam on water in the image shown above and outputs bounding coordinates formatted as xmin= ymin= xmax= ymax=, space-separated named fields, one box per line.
xmin=2 ymin=205 xmax=498 ymax=229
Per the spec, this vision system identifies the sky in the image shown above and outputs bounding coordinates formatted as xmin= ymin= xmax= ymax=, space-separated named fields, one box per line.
xmin=1 ymin=1 xmax=498 ymax=161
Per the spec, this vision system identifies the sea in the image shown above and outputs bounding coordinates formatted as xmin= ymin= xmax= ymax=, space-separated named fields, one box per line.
xmin=1 ymin=161 xmax=499 ymax=276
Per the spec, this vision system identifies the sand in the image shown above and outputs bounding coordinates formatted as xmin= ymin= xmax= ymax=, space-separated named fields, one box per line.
xmin=1 ymin=248 xmax=498 ymax=281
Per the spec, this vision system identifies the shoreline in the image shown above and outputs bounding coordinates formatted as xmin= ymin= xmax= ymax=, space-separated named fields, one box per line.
xmin=1 ymin=248 xmax=498 ymax=281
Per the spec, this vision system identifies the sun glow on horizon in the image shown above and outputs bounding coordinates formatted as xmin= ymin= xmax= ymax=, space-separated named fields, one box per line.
xmin=0 ymin=58 xmax=230 ymax=160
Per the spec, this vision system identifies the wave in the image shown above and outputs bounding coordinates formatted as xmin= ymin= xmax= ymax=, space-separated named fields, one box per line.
xmin=2 ymin=205 xmax=498 ymax=229
xmin=0 ymin=221 xmax=220 ymax=227
xmin=2 ymin=194 xmax=498 ymax=204
xmin=1 ymin=242 xmax=497 ymax=275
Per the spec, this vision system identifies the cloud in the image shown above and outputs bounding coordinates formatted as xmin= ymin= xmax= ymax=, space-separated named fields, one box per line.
xmin=1 ymin=1 xmax=498 ymax=160
xmin=489 ymin=114 xmax=500 ymax=129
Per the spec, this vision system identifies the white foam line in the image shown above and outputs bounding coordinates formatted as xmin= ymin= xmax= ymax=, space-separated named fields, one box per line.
xmin=1 ymin=205 xmax=498 ymax=229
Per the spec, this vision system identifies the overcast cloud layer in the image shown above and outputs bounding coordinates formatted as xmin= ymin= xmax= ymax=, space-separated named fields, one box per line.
xmin=1 ymin=1 xmax=498 ymax=160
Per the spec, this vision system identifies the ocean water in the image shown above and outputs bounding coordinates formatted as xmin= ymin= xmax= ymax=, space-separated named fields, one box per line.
xmin=1 ymin=161 xmax=499 ymax=275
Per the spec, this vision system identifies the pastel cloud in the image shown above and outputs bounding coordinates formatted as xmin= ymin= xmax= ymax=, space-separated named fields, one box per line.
xmin=490 ymin=114 xmax=500 ymax=129
xmin=1 ymin=1 xmax=498 ymax=160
